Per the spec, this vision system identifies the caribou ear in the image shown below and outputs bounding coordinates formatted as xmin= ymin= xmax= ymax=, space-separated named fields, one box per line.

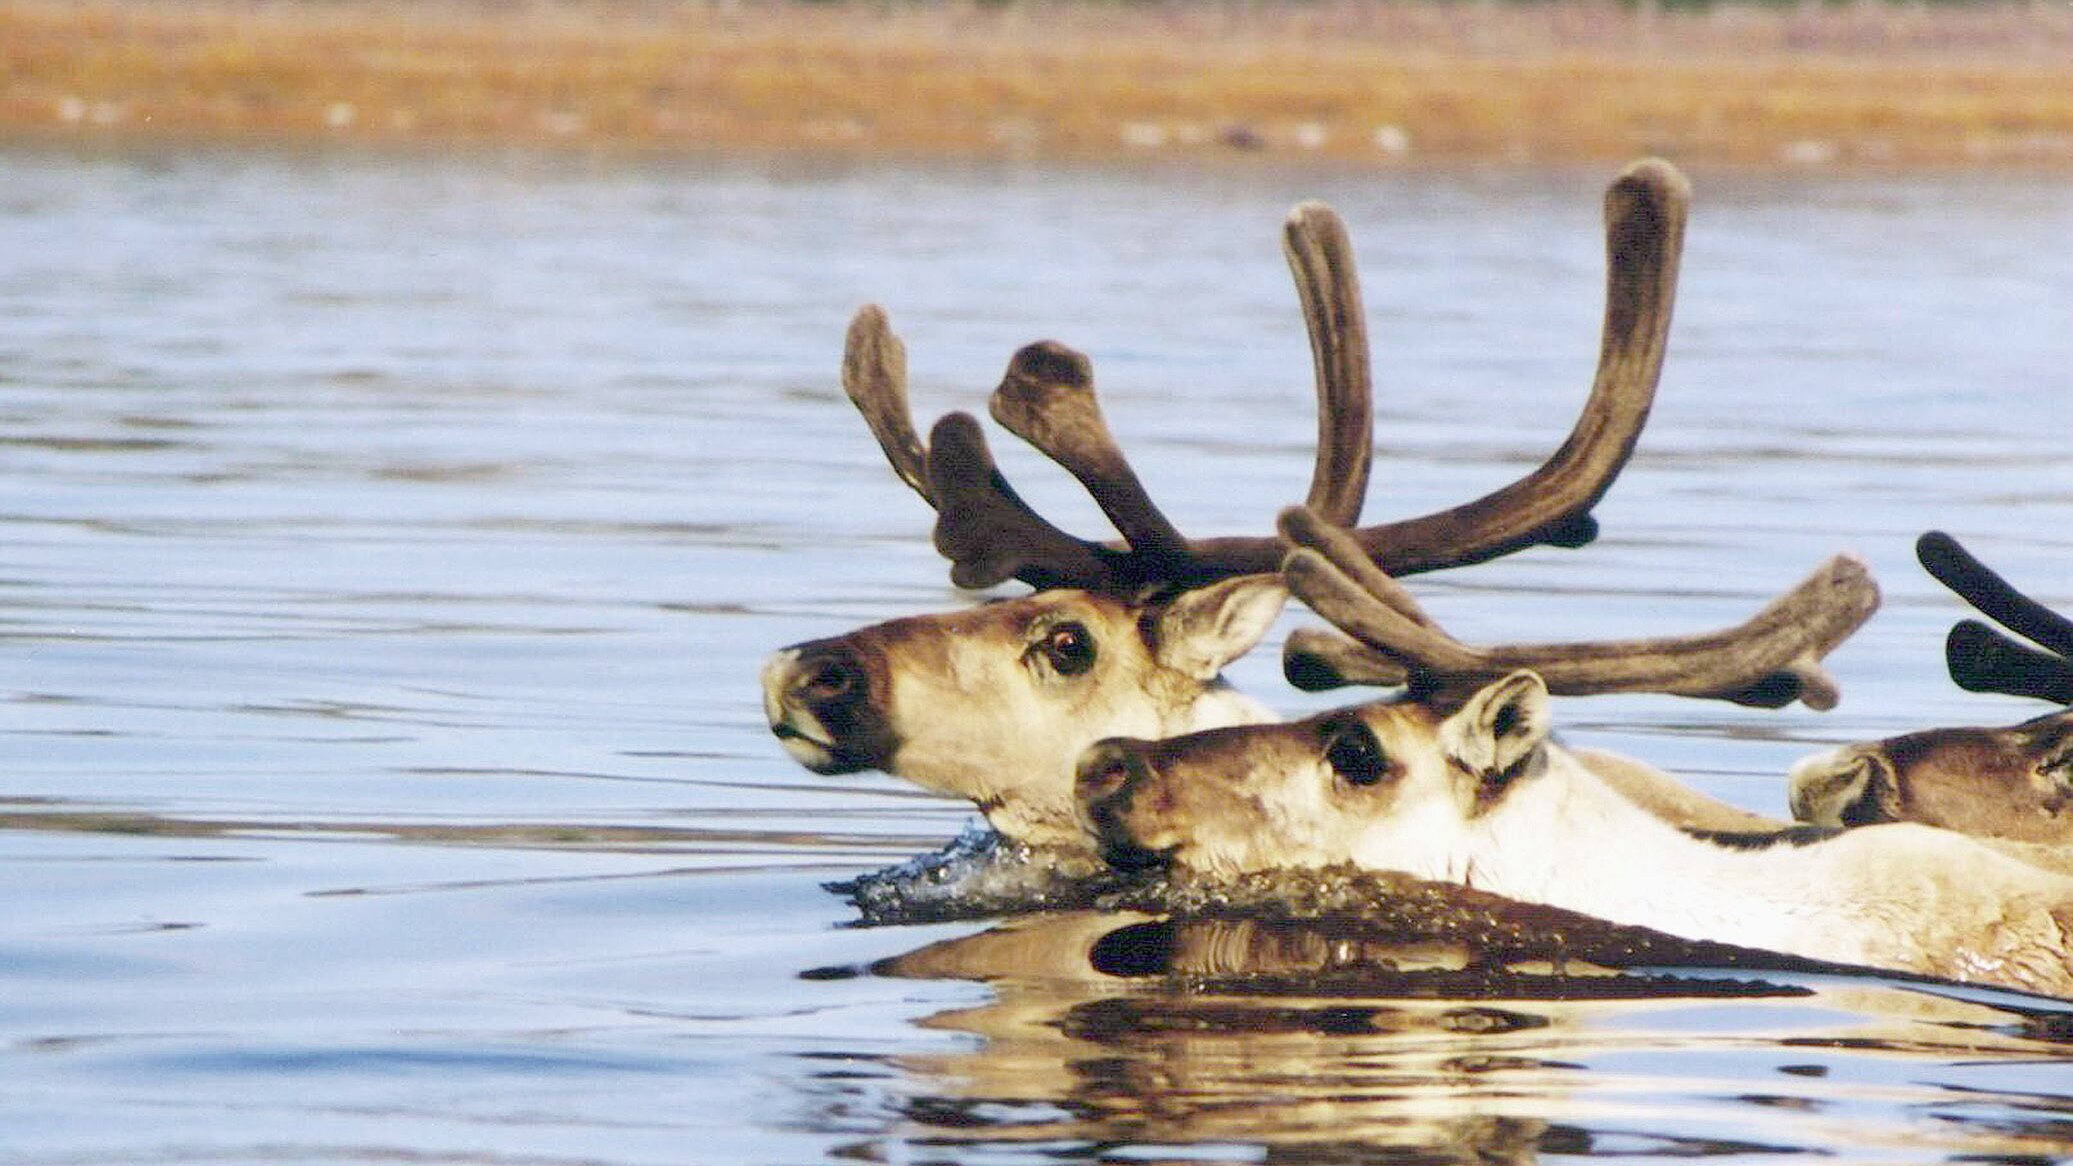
xmin=1153 ymin=575 xmax=1288 ymax=681
xmin=1787 ymin=748 xmax=1893 ymax=827
xmin=1441 ymin=670 xmax=1552 ymax=794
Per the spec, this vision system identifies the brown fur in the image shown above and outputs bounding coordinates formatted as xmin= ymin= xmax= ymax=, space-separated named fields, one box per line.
xmin=764 ymin=579 xmax=1286 ymax=848
xmin=1791 ymin=710 xmax=2073 ymax=845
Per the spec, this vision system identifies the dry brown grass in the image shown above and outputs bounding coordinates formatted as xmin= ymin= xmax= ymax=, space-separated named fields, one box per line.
xmin=4 ymin=0 xmax=2073 ymax=166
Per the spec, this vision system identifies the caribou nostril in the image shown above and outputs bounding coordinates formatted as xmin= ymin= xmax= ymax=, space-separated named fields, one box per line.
xmin=805 ymin=664 xmax=849 ymax=699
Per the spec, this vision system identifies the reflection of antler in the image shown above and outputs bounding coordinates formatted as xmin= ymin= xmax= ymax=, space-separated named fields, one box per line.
xmin=1918 ymin=531 xmax=2073 ymax=704
xmin=1278 ymin=506 xmax=1881 ymax=710
xmin=841 ymin=158 xmax=1688 ymax=593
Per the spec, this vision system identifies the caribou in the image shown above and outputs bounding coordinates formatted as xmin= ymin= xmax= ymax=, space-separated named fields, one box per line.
xmin=764 ymin=159 xmax=1872 ymax=849
xmin=1790 ymin=531 xmax=2073 ymax=844
xmin=1077 ymin=513 xmax=2073 ymax=997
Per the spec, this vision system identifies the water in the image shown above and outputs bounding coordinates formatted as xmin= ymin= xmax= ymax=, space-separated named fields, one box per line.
xmin=3 ymin=144 xmax=2071 ymax=1163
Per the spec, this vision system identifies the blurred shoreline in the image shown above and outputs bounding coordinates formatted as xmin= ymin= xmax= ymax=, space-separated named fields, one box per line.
xmin=5 ymin=0 xmax=2072 ymax=168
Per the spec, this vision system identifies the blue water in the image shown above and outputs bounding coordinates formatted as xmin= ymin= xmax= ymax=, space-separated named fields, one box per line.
xmin=3 ymin=144 xmax=2072 ymax=1163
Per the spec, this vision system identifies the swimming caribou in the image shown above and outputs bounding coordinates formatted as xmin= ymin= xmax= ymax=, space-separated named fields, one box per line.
xmin=1790 ymin=531 xmax=2073 ymax=844
xmin=1077 ymin=512 xmax=2073 ymax=997
xmin=764 ymin=159 xmax=1848 ymax=848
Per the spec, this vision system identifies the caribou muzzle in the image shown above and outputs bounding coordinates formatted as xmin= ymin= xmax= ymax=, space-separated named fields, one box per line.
xmin=1076 ymin=739 xmax=1176 ymax=872
xmin=761 ymin=638 xmax=900 ymax=775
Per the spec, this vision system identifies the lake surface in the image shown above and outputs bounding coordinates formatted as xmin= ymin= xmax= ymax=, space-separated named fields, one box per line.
xmin=4 ymin=144 xmax=2071 ymax=1164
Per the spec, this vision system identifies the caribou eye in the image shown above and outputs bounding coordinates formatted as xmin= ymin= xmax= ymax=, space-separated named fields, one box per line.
xmin=1036 ymin=622 xmax=1098 ymax=676
xmin=1324 ymin=718 xmax=1390 ymax=787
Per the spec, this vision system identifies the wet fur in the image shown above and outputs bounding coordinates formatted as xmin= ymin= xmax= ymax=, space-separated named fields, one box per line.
xmin=1085 ymin=673 xmax=2073 ymax=997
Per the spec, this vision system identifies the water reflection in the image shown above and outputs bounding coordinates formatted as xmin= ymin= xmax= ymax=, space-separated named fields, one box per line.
xmin=863 ymin=910 xmax=2073 ymax=1161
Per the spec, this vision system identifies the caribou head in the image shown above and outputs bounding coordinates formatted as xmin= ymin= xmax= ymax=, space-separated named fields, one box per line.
xmin=1077 ymin=671 xmax=1558 ymax=881
xmin=766 ymin=160 xmax=1695 ymax=848
xmin=1788 ymin=711 xmax=2073 ymax=842
xmin=764 ymin=574 xmax=1287 ymax=843
xmin=1790 ymin=531 xmax=2073 ymax=843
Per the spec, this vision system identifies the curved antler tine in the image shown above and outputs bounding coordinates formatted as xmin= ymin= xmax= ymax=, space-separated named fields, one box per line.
xmin=925 ymin=412 xmax=1121 ymax=591
xmin=842 ymin=305 xmax=931 ymax=502
xmin=1769 ymin=658 xmax=1842 ymax=713
xmin=1585 ymin=156 xmax=1688 ymax=507
xmin=1287 ymin=535 xmax=1879 ymax=710
xmin=1283 ymin=548 xmax=1487 ymax=678
xmin=989 ymin=342 xmax=1194 ymax=568
xmin=1918 ymin=531 xmax=2073 ymax=659
xmin=1478 ymin=554 xmax=1879 ymax=710
xmin=1342 ymin=157 xmax=1686 ymax=575
xmin=1282 ymin=626 xmax=1409 ymax=692
xmin=1947 ymin=620 xmax=2073 ymax=704
xmin=1284 ymin=202 xmax=1373 ymax=527
xmin=1277 ymin=505 xmax=1438 ymax=629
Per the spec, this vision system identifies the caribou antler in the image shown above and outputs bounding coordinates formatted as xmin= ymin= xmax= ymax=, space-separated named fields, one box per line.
xmin=1281 ymin=153 xmax=1684 ymax=574
xmin=1918 ymin=531 xmax=2073 ymax=704
xmin=976 ymin=200 xmax=1377 ymax=583
xmin=1277 ymin=506 xmax=1881 ymax=710
xmin=1285 ymin=201 xmax=1375 ymax=527
xmin=986 ymin=340 xmax=1196 ymax=573
xmin=842 ymin=196 xmax=1374 ymax=591
xmin=952 ymin=197 xmax=1379 ymax=590
xmin=1945 ymin=622 xmax=2073 ymax=704
xmin=846 ymin=157 xmax=1686 ymax=594
xmin=842 ymin=306 xmax=928 ymax=501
